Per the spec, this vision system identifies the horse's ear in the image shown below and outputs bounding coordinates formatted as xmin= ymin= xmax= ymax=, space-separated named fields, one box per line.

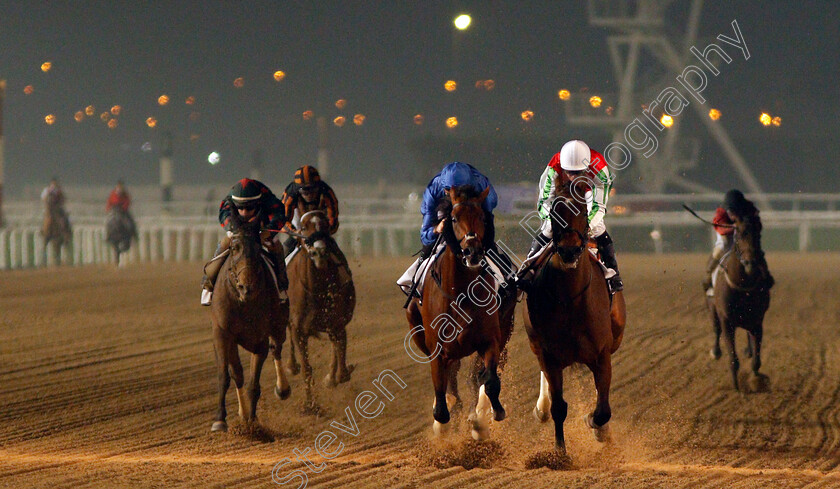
xmin=478 ymin=186 xmax=490 ymax=203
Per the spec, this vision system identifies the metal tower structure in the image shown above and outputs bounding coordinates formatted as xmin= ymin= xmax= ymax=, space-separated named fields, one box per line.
xmin=565 ymin=0 xmax=771 ymax=209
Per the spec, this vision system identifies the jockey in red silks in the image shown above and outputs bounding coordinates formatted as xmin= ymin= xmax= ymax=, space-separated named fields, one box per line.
xmin=519 ymin=140 xmax=623 ymax=293
xmin=106 ymin=180 xmax=138 ymax=238
xmin=41 ymin=177 xmax=66 ymax=209
xmin=702 ymin=189 xmax=773 ymax=291
xmin=200 ymin=178 xmax=289 ymax=306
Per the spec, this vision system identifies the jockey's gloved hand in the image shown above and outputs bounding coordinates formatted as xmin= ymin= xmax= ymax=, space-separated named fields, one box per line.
xmin=418 ymin=242 xmax=435 ymax=260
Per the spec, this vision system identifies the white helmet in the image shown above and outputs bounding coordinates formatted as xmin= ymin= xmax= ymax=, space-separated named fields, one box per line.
xmin=559 ymin=140 xmax=591 ymax=171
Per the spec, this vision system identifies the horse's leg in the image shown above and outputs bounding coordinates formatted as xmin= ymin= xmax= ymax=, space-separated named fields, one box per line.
xmin=744 ymin=331 xmax=754 ymax=358
xmin=334 ymin=328 xmax=353 ymax=383
xmin=296 ymin=332 xmax=316 ymax=411
xmin=228 ymin=343 xmax=249 ymax=421
xmin=246 ymin=344 xmax=269 ymax=423
xmin=545 ymin=364 xmax=569 ymax=454
xmin=325 ymin=332 xmax=339 ymax=388
xmin=271 ymin=337 xmax=291 ymax=400
xmin=479 ymin=342 xmax=506 ymax=422
xmin=709 ymin=301 xmax=722 ymax=360
xmin=431 ymin=356 xmax=451 ymax=436
xmin=445 ymin=358 xmax=462 ymax=413
xmin=722 ymin=319 xmax=740 ymax=391
xmin=748 ymin=326 xmax=769 ymax=391
xmin=212 ymin=331 xmax=231 ymax=432
xmin=585 ymin=351 xmax=613 ymax=443
xmin=284 ymin=326 xmax=300 ymax=375
xmin=533 ymin=370 xmax=552 ymax=422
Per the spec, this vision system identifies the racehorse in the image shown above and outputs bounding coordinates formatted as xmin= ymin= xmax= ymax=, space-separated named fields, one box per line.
xmin=106 ymin=209 xmax=135 ymax=266
xmin=707 ymin=212 xmax=772 ymax=391
xmin=41 ymin=193 xmax=72 ymax=265
xmin=405 ymin=186 xmax=516 ymax=440
xmin=209 ymin=209 xmax=291 ymax=432
xmin=285 ymin=209 xmax=356 ymax=412
xmin=523 ymin=180 xmax=626 ymax=462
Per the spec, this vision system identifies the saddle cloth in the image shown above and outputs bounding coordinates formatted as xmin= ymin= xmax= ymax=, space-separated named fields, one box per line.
xmin=397 ymin=244 xmax=509 ymax=298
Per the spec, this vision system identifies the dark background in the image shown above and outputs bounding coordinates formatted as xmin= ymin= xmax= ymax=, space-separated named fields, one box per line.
xmin=0 ymin=0 xmax=837 ymax=193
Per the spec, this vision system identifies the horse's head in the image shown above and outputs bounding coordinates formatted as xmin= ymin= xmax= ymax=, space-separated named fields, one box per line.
xmin=299 ymin=210 xmax=331 ymax=270
xmin=227 ymin=208 xmax=265 ymax=302
xmin=549 ymin=179 xmax=589 ymax=269
xmin=732 ymin=213 xmax=763 ymax=276
xmin=444 ymin=185 xmax=488 ymax=268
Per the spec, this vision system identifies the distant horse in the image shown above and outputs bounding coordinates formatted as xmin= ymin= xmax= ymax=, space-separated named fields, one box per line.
xmin=106 ymin=209 xmax=135 ymax=266
xmin=523 ymin=180 xmax=626 ymax=462
xmin=707 ymin=212 xmax=772 ymax=391
xmin=209 ymin=209 xmax=291 ymax=432
xmin=285 ymin=209 xmax=356 ymax=412
xmin=41 ymin=193 xmax=72 ymax=265
xmin=405 ymin=186 xmax=516 ymax=440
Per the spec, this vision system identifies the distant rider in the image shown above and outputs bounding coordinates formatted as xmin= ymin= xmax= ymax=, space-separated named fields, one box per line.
xmin=106 ymin=180 xmax=138 ymax=239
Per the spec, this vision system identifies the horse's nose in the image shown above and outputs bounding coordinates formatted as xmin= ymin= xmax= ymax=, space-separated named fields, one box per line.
xmin=462 ymin=247 xmax=473 ymax=257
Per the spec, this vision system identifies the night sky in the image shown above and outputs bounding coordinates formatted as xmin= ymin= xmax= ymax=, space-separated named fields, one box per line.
xmin=1 ymin=0 xmax=837 ymax=193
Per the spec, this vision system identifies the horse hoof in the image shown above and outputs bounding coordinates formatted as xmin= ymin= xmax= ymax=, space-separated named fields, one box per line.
xmin=492 ymin=405 xmax=506 ymax=422
xmin=323 ymin=374 xmax=337 ymax=388
xmin=211 ymin=421 xmax=228 ymax=432
xmin=433 ymin=420 xmax=449 ymax=437
xmin=285 ymin=364 xmax=300 ymax=376
xmin=533 ymin=406 xmax=550 ymax=423
xmin=338 ymin=365 xmax=355 ymax=384
xmin=468 ymin=413 xmax=490 ymax=441
xmin=709 ymin=348 xmax=721 ymax=360
xmin=584 ymin=414 xmax=611 ymax=443
xmin=275 ymin=385 xmax=291 ymax=400
xmin=749 ymin=373 xmax=770 ymax=392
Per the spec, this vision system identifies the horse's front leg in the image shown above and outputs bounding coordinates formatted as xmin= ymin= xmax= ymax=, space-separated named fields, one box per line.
xmin=430 ymin=354 xmax=451 ymax=436
xmin=533 ymin=370 xmax=552 ymax=422
xmin=585 ymin=351 xmax=613 ymax=443
xmin=544 ymin=364 xmax=569 ymax=456
xmin=479 ymin=341 xmax=505 ymax=422
xmin=748 ymin=327 xmax=770 ymax=392
xmin=246 ymin=344 xmax=269 ymax=423
xmin=296 ymin=331 xmax=317 ymax=413
xmin=284 ymin=325 xmax=300 ymax=376
xmin=709 ymin=300 xmax=722 ymax=360
xmin=270 ymin=337 xmax=291 ymax=400
xmin=228 ymin=343 xmax=249 ymax=422
xmin=331 ymin=328 xmax=353 ymax=385
xmin=211 ymin=330 xmax=232 ymax=432
xmin=722 ymin=319 xmax=740 ymax=391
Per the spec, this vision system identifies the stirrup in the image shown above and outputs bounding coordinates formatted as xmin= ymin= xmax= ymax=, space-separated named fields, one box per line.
xmin=201 ymin=289 xmax=212 ymax=306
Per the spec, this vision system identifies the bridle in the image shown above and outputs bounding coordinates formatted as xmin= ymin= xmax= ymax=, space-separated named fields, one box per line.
xmin=449 ymin=200 xmax=484 ymax=265
xmin=226 ymin=231 xmax=262 ymax=300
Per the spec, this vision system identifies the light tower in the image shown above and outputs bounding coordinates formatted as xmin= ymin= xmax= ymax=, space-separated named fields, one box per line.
xmin=566 ymin=0 xmax=770 ymax=209
xmin=0 ymin=79 xmax=5 ymax=227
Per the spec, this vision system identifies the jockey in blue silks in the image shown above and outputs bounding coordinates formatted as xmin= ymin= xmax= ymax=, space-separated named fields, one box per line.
xmin=398 ymin=161 xmax=514 ymax=299
xmin=418 ymin=161 xmax=498 ymax=257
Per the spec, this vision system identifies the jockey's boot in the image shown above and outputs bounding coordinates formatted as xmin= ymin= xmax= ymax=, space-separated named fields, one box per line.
xmin=282 ymin=235 xmax=297 ymax=257
xmin=486 ymin=243 xmax=516 ymax=291
xmin=596 ymin=232 xmax=623 ymax=293
xmin=702 ymin=253 xmax=718 ymax=292
xmin=265 ymin=238 xmax=289 ymax=303
xmin=327 ymin=240 xmax=353 ymax=286
xmin=201 ymin=235 xmax=231 ymax=306
xmin=516 ymin=232 xmax=550 ymax=292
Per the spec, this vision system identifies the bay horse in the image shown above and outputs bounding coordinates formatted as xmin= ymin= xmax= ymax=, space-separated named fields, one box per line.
xmin=41 ymin=193 xmax=72 ymax=265
xmin=405 ymin=186 xmax=516 ymax=440
xmin=707 ymin=212 xmax=772 ymax=391
xmin=523 ymin=180 xmax=626 ymax=462
xmin=285 ymin=209 xmax=356 ymax=412
xmin=106 ymin=209 xmax=134 ymax=266
xmin=209 ymin=209 xmax=291 ymax=432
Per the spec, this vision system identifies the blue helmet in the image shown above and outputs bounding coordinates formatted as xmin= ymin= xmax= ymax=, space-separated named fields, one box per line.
xmin=441 ymin=162 xmax=472 ymax=189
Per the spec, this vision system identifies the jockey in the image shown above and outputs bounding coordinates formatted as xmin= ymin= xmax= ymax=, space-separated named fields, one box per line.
xmin=702 ymin=189 xmax=773 ymax=291
xmin=106 ymin=180 xmax=137 ymax=239
xmin=280 ymin=165 xmax=351 ymax=283
xmin=521 ymin=140 xmax=623 ymax=292
xmin=200 ymin=178 xmax=289 ymax=306
xmin=41 ymin=177 xmax=66 ymax=210
xmin=398 ymin=161 xmax=513 ymax=297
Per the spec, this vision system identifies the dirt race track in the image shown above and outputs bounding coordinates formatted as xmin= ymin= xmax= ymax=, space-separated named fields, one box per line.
xmin=2 ymin=253 xmax=840 ymax=488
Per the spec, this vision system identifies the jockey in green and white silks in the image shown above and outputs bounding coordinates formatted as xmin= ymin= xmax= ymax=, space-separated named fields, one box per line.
xmin=524 ymin=140 xmax=623 ymax=292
